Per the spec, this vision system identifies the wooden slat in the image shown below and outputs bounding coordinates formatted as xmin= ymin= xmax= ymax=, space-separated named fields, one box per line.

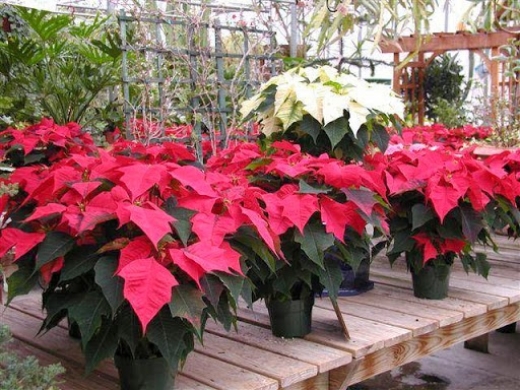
xmin=363 ymin=283 xmax=487 ymax=319
xmin=181 ymin=352 xmax=279 ymax=390
xmin=238 ymin=301 xmax=412 ymax=358
xmin=194 ymin=333 xmax=317 ymax=388
xmin=370 ymin=267 xmax=511 ymax=310
xmin=315 ymin=297 xmax=440 ymax=337
xmin=205 ymin=320 xmax=352 ymax=373
xmin=337 ymin=288 xmax=464 ymax=325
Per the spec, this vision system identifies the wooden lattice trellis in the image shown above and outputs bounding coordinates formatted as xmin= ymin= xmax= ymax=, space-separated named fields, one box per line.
xmin=380 ymin=31 xmax=520 ymax=124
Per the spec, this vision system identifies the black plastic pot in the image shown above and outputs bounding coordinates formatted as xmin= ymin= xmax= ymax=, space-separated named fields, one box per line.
xmin=114 ymin=355 xmax=175 ymax=390
xmin=411 ymin=264 xmax=451 ymax=300
xmin=266 ymin=295 xmax=314 ymax=338
xmin=338 ymin=257 xmax=374 ymax=296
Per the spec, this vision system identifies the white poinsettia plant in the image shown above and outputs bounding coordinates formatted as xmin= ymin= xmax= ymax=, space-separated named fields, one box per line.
xmin=241 ymin=65 xmax=404 ymax=160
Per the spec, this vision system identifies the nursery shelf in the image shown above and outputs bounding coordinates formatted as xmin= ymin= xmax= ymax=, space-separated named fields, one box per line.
xmin=2 ymin=235 xmax=518 ymax=390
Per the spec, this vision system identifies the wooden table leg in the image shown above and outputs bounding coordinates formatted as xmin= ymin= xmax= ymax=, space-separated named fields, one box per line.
xmin=464 ymin=333 xmax=489 ymax=353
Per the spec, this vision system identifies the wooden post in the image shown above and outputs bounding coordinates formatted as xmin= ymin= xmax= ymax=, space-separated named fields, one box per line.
xmin=464 ymin=333 xmax=489 ymax=353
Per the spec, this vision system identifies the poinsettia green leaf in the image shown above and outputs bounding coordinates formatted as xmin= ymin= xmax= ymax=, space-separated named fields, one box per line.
xmin=41 ymin=291 xmax=83 ymax=334
xmin=342 ymin=187 xmax=377 ymax=217
xmin=116 ymin=303 xmax=142 ymax=354
xmin=94 ymin=256 xmax=124 ymax=316
xmin=298 ymin=180 xmax=329 ymax=194
xmin=323 ymin=117 xmax=349 ymax=149
xmin=300 ymin=115 xmax=322 ymax=143
xmin=411 ymin=204 xmax=435 ymax=231
xmin=461 ymin=252 xmax=490 ymax=278
xmin=295 ymin=221 xmax=335 ymax=268
xmin=84 ymin=318 xmax=119 ymax=375
xmin=35 ymin=232 xmax=75 ymax=272
xmin=69 ymin=290 xmax=111 ymax=349
xmin=233 ymin=234 xmax=277 ymax=272
xmin=245 ymin=157 xmax=272 ymax=172
xmin=459 ymin=205 xmax=484 ymax=244
xmin=318 ymin=256 xmax=343 ymax=301
xmin=168 ymin=284 xmax=206 ymax=337
xmin=334 ymin=240 xmax=364 ymax=274
xmin=200 ymin=274 xmax=224 ymax=309
xmin=370 ymin=123 xmax=390 ymax=152
xmin=387 ymin=230 xmax=415 ymax=258
xmin=215 ymin=292 xmax=236 ymax=331
xmin=165 ymin=202 xmax=195 ymax=247
xmin=241 ymin=279 xmax=254 ymax=309
xmin=59 ymin=246 xmax=98 ymax=282
xmin=147 ymin=307 xmax=192 ymax=371
xmin=212 ymin=271 xmax=244 ymax=306
xmin=6 ymin=256 xmax=38 ymax=304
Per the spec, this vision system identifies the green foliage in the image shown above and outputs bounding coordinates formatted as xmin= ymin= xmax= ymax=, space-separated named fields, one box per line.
xmin=0 ymin=6 xmax=122 ymax=129
xmin=0 ymin=324 xmax=65 ymax=390
xmin=430 ymin=98 xmax=468 ymax=129
xmin=424 ymin=54 xmax=466 ymax=123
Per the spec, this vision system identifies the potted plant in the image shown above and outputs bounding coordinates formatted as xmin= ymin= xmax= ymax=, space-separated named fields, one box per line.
xmin=207 ymin=140 xmax=388 ymax=337
xmin=0 ymin=136 xmax=277 ymax=388
xmin=240 ymin=64 xmax=404 ymax=294
xmin=367 ymin=143 xmax=520 ymax=299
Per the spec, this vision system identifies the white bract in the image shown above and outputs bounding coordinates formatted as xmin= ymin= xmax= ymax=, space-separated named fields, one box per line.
xmin=241 ymin=65 xmax=404 ymax=138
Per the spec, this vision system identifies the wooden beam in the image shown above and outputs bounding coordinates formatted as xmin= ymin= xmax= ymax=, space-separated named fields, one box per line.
xmin=328 ymin=302 xmax=520 ymax=389
xmin=380 ymin=31 xmax=520 ymax=54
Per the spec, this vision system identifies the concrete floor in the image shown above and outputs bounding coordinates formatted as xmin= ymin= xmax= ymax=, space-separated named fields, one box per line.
xmin=348 ymin=323 xmax=520 ymax=390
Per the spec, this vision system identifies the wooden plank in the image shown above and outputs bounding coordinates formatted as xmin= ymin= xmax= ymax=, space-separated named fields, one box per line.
xmin=365 ymin=283 xmax=487 ymax=319
xmin=194 ymin=333 xmax=317 ymax=388
xmin=181 ymin=352 xmax=279 ymax=390
xmin=205 ymin=320 xmax=352 ymax=373
xmin=329 ymin=302 xmax=520 ymax=389
xmin=337 ymin=288 xmax=464 ymax=326
xmin=447 ymin=276 xmax=520 ymax=303
xmin=370 ymin=268 xmax=510 ymax=310
xmin=315 ymin=297 xmax=440 ymax=337
xmin=282 ymin=372 xmax=328 ymax=390
xmin=379 ymin=31 xmax=520 ymax=53
xmin=451 ymin=271 xmax=520 ymax=292
xmin=238 ymin=301 xmax=411 ymax=358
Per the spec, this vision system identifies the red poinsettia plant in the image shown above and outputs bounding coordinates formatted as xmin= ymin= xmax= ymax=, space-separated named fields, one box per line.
xmin=207 ymin=140 xmax=388 ymax=303
xmin=0 ymin=118 xmax=97 ymax=167
xmin=388 ymin=123 xmax=492 ymax=151
xmin=367 ymin=143 xmax=520 ymax=275
xmin=0 ymin=136 xmax=279 ymax=375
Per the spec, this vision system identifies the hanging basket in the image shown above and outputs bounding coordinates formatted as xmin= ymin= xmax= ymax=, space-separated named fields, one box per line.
xmin=266 ymin=295 xmax=314 ymax=338
xmin=114 ymin=355 xmax=175 ymax=390
xmin=411 ymin=264 xmax=451 ymax=300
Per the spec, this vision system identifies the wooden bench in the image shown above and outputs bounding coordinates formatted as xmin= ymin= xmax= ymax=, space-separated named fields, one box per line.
xmin=1 ymin=237 xmax=518 ymax=389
